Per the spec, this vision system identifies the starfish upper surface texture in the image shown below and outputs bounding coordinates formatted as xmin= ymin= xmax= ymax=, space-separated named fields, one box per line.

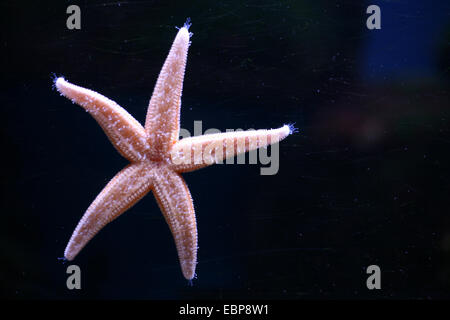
xmin=55 ymin=21 xmax=292 ymax=280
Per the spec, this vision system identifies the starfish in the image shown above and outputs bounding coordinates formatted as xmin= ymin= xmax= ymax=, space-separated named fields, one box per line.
xmin=55 ymin=21 xmax=293 ymax=280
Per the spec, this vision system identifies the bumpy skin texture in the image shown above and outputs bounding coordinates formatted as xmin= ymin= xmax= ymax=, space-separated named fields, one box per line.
xmin=56 ymin=24 xmax=292 ymax=280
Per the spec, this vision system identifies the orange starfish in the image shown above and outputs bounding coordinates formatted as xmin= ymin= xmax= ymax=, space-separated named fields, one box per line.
xmin=55 ymin=21 xmax=293 ymax=280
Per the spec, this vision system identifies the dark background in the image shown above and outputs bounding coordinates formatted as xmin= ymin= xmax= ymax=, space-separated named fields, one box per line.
xmin=1 ymin=0 xmax=449 ymax=299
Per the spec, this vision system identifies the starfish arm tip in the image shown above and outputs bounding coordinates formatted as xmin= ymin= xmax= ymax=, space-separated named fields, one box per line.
xmin=284 ymin=123 xmax=298 ymax=135
xmin=178 ymin=24 xmax=191 ymax=41
xmin=183 ymin=17 xmax=192 ymax=30
xmin=185 ymin=270 xmax=197 ymax=282
xmin=63 ymin=248 xmax=76 ymax=261
xmin=51 ymin=73 xmax=61 ymax=88
xmin=55 ymin=76 xmax=65 ymax=85
xmin=54 ymin=76 xmax=69 ymax=95
xmin=176 ymin=18 xmax=192 ymax=40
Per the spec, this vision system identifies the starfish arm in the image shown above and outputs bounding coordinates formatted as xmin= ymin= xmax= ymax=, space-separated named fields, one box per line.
xmin=144 ymin=26 xmax=190 ymax=158
xmin=64 ymin=162 xmax=154 ymax=260
xmin=152 ymin=167 xmax=197 ymax=280
xmin=170 ymin=125 xmax=293 ymax=172
xmin=55 ymin=77 xmax=149 ymax=162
